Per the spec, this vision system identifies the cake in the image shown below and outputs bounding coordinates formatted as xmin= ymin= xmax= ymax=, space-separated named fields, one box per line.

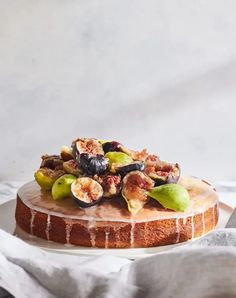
xmin=15 ymin=138 xmax=219 ymax=248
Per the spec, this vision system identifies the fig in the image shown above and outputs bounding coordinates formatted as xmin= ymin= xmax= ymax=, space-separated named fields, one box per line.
xmin=51 ymin=174 xmax=77 ymax=200
xmin=145 ymin=154 xmax=161 ymax=164
xmin=71 ymin=177 xmax=103 ymax=207
xmin=121 ymin=147 xmax=149 ymax=161
xmin=79 ymin=154 xmax=108 ymax=175
xmin=72 ymin=138 xmax=108 ymax=175
xmin=94 ymin=174 xmax=121 ymax=198
xmin=166 ymin=163 xmax=181 ymax=184
xmin=122 ymin=171 xmax=154 ymax=215
xmin=74 ymin=138 xmax=104 ymax=156
xmin=40 ymin=154 xmax=64 ymax=170
xmin=145 ymin=162 xmax=180 ymax=186
xmin=60 ymin=146 xmax=74 ymax=161
xmin=116 ymin=162 xmax=144 ymax=176
xmin=63 ymin=160 xmax=81 ymax=176
xmin=102 ymin=141 xmax=123 ymax=154
xmin=34 ymin=168 xmax=65 ymax=190
xmin=147 ymin=184 xmax=190 ymax=212
xmin=105 ymin=152 xmax=133 ymax=173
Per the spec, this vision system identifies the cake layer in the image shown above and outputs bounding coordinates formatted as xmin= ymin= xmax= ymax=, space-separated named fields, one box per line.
xmin=15 ymin=176 xmax=219 ymax=248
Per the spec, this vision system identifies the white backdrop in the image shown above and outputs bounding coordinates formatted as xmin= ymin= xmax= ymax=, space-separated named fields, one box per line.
xmin=0 ymin=1 xmax=236 ymax=181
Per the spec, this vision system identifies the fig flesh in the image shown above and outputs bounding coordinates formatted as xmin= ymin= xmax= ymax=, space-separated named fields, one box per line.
xmin=40 ymin=154 xmax=64 ymax=170
xmin=145 ymin=162 xmax=180 ymax=186
xmin=102 ymin=141 xmax=123 ymax=154
xmin=74 ymin=138 xmax=104 ymax=156
xmin=60 ymin=146 xmax=74 ymax=161
xmin=121 ymin=147 xmax=149 ymax=161
xmin=52 ymin=174 xmax=77 ymax=200
xmin=94 ymin=174 xmax=121 ymax=198
xmin=71 ymin=177 xmax=103 ymax=207
xmin=63 ymin=160 xmax=81 ymax=177
xmin=122 ymin=171 xmax=154 ymax=215
xmin=73 ymin=138 xmax=108 ymax=175
xmin=105 ymin=152 xmax=133 ymax=173
xmin=34 ymin=168 xmax=65 ymax=190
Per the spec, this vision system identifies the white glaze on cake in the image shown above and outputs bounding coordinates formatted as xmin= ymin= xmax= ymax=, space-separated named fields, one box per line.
xmin=45 ymin=214 xmax=51 ymax=241
xmin=175 ymin=218 xmax=180 ymax=243
xmin=130 ymin=221 xmax=135 ymax=248
xmin=18 ymin=176 xmax=218 ymax=224
xmin=16 ymin=175 xmax=219 ymax=248
xmin=87 ymin=219 xmax=96 ymax=248
xmin=30 ymin=209 xmax=36 ymax=235
xmin=64 ymin=219 xmax=73 ymax=244
xmin=104 ymin=229 xmax=110 ymax=249
xmin=183 ymin=217 xmax=187 ymax=225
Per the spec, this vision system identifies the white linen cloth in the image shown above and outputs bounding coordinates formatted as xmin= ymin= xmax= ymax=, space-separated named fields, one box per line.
xmin=1 ymin=229 xmax=236 ymax=298
xmin=0 ymin=182 xmax=236 ymax=298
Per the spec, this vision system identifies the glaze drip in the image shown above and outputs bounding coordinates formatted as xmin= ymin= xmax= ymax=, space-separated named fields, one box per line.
xmin=65 ymin=220 xmax=73 ymax=244
xmin=183 ymin=217 xmax=187 ymax=225
xmin=45 ymin=214 xmax=51 ymax=241
xmin=30 ymin=209 xmax=36 ymax=235
xmin=175 ymin=218 xmax=180 ymax=243
xmin=115 ymin=228 xmax=120 ymax=248
xmin=87 ymin=219 xmax=96 ymax=247
xmin=105 ymin=229 xmax=110 ymax=249
xmin=130 ymin=221 xmax=135 ymax=248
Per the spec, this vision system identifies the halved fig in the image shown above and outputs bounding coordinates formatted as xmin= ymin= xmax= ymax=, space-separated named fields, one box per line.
xmin=63 ymin=160 xmax=81 ymax=176
xmin=72 ymin=138 xmax=108 ymax=175
xmin=116 ymin=162 xmax=145 ymax=176
xmin=40 ymin=154 xmax=64 ymax=170
xmin=121 ymin=147 xmax=149 ymax=162
xmin=102 ymin=141 xmax=123 ymax=154
xmin=166 ymin=163 xmax=181 ymax=184
xmin=145 ymin=162 xmax=180 ymax=186
xmin=79 ymin=154 xmax=108 ymax=175
xmin=71 ymin=177 xmax=103 ymax=207
xmin=60 ymin=146 xmax=74 ymax=161
xmin=122 ymin=171 xmax=154 ymax=215
xmin=105 ymin=151 xmax=133 ymax=173
xmin=145 ymin=154 xmax=161 ymax=164
xmin=73 ymin=138 xmax=104 ymax=156
xmin=34 ymin=168 xmax=65 ymax=190
xmin=94 ymin=174 xmax=121 ymax=198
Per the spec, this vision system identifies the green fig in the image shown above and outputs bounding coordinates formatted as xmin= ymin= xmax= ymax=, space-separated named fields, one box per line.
xmin=147 ymin=184 xmax=190 ymax=212
xmin=52 ymin=174 xmax=77 ymax=200
xmin=34 ymin=168 xmax=64 ymax=190
xmin=105 ymin=152 xmax=133 ymax=173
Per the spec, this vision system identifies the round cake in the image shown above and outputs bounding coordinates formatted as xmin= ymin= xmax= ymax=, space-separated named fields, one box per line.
xmin=15 ymin=176 xmax=219 ymax=248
